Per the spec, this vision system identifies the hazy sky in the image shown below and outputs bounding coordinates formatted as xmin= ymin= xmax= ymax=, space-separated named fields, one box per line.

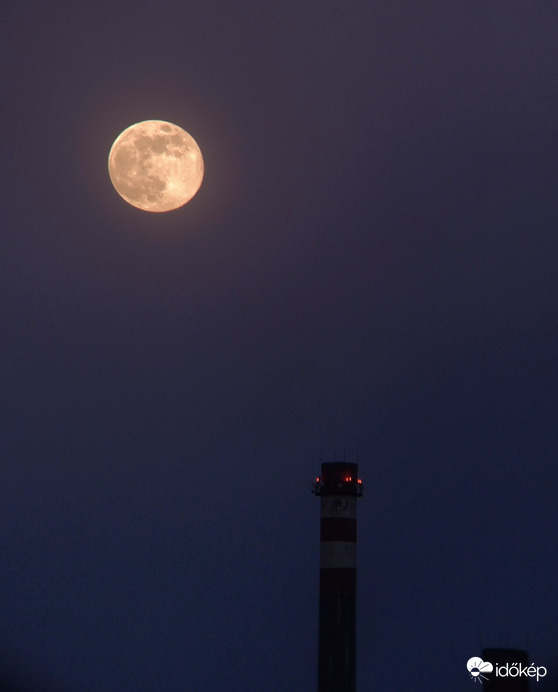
xmin=2 ymin=2 xmax=558 ymax=690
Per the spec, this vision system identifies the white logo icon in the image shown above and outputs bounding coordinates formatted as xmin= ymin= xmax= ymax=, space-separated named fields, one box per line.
xmin=467 ymin=657 xmax=494 ymax=683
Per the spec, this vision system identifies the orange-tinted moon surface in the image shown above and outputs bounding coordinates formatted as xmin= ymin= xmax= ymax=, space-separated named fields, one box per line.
xmin=108 ymin=120 xmax=204 ymax=212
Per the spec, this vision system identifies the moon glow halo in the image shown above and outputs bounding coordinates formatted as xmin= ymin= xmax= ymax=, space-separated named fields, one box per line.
xmin=108 ymin=120 xmax=204 ymax=212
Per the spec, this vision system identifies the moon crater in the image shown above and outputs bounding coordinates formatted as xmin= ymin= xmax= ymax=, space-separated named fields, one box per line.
xmin=108 ymin=120 xmax=204 ymax=212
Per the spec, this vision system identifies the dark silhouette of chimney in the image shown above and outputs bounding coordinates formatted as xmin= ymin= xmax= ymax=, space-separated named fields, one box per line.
xmin=481 ymin=648 xmax=531 ymax=691
xmin=313 ymin=461 xmax=363 ymax=692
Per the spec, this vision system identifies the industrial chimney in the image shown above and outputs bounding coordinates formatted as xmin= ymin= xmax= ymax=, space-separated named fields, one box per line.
xmin=313 ymin=461 xmax=363 ymax=692
xmin=481 ymin=649 xmax=531 ymax=691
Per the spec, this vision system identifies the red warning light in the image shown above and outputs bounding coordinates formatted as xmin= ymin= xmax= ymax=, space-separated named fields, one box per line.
xmin=357 ymin=479 xmax=362 ymax=485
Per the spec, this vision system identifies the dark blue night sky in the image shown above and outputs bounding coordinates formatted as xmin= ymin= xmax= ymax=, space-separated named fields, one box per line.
xmin=1 ymin=2 xmax=558 ymax=690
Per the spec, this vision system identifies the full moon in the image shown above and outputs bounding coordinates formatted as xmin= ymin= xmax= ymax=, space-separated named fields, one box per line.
xmin=108 ymin=120 xmax=204 ymax=212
